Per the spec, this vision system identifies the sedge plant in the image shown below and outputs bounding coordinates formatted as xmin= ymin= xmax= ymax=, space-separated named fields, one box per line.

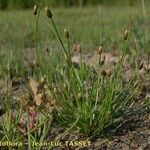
xmin=33 ymin=6 xmax=143 ymax=138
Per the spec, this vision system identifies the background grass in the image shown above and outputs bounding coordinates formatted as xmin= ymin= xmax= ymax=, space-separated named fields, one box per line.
xmin=0 ymin=0 xmax=145 ymax=9
xmin=0 ymin=5 xmax=150 ymax=53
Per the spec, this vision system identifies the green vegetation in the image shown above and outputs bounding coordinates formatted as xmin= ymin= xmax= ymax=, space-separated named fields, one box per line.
xmin=0 ymin=2 xmax=149 ymax=150
xmin=0 ymin=0 xmax=147 ymax=9
xmin=0 ymin=5 xmax=150 ymax=52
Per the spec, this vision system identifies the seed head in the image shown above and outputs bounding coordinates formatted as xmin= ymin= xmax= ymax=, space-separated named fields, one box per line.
xmin=140 ymin=86 xmax=147 ymax=98
xmin=44 ymin=84 xmax=48 ymax=90
xmin=33 ymin=5 xmax=38 ymax=15
xmin=138 ymin=61 xmax=144 ymax=70
xmin=64 ymin=29 xmax=69 ymax=39
xmin=46 ymin=48 xmax=49 ymax=52
xmin=72 ymin=62 xmax=79 ymax=69
xmin=101 ymin=54 xmax=105 ymax=61
xmin=53 ymin=87 xmax=57 ymax=93
xmin=63 ymin=83 xmax=67 ymax=89
xmin=77 ymin=44 xmax=81 ymax=53
xmin=106 ymin=69 xmax=112 ymax=77
xmin=98 ymin=46 xmax=103 ymax=55
xmin=45 ymin=7 xmax=52 ymax=18
xmin=133 ymin=81 xmax=139 ymax=88
xmin=141 ymin=85 xmax=147 ymax=93
xmin=99 ymin=54 xmax=105 ymax=66
xmin=64 ymin=54 xmax=71 ymax=64
xmin=101 ymin=70 xmax=107 ymax=77
xmin=78 ymin=93 xmax=82 ymax=100
xmin=29 ymin=105 xmax=36 ymax=111
xmin=40 ymin=77 xmax=45 ymax=85
xmin=123 ymin=29 xmax=129 ymax=41
xmin=40 ymin=75 xmax=47 ymax=85
xmin=33 ymin=60 xmax=39 ymax=68
xmin=143 ymin=64 xmax=150 ymax=73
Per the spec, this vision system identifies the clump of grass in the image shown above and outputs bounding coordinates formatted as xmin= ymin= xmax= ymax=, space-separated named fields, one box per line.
xmin=33 ymin=6 xmax=142 ymax=137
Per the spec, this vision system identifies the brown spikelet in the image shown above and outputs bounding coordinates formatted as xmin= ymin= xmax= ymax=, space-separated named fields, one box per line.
xmin=138 ymin=61 xmax=144 ymax=70
xmin=139 ymin=85 xmax=147 ymax=98
xmin=29 ymin=105 xmax=36 ymax=111
xmin=35 ymin=93 xmax=44 ymax=106
xmin=101 ymin=70 xmax=107 ymax=77
xmin=33 ymin=5 xmax=38 ymax=15
xmin=106 ymin=69 xmax=112 ymax=77
xmin=64 ymin=54 xmax=70 ymax=64
xmin=29 ymin=77 xmax=45 ymax=106
xmin=134 ymin=81 xmax=140 ymax=88
xmin=53 ymin=87 xmax=57 ymax=93
xmin=63 ymin=83 xmax=67 ymax=89
xmin=123 ymin=29 xmax=129 ymax=41
xmin=143 ymin=64 xmax=150 ymax=73
xmin=32 ymin=60 xmax=39 ymax=68
xmin=64 ymin=29 xmax=69 ymax=39
xmin=39 ymin=75 xmax=47 ymax=89
xmin=46 ymin=48 xmax=49 ymax=52
xmin=141 ymin=85 xmax=147 ymax=93
xmin=45 ymin=7 xmax=52 ymax=18
xmin=77 ymin=44 xmax=81 ymax=53
xmin=29 ymin=77 xmax=38 ymax=96
xmin=99 ymin=54 xmax=105 ymax=66
xmin=98 ymin=46 xmax=103 ymax=55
